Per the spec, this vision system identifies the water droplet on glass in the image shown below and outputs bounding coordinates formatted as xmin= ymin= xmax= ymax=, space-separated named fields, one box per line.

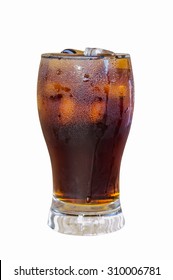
xmin=83 ymin=74 xmax=90 ymax=82
xmin=56 ymin=69 xmax=62 ymax=75
xmin=86 ymin=196 xmax=91 ymax=203
xmin=43 ymin=73 xmax=48 ymax=81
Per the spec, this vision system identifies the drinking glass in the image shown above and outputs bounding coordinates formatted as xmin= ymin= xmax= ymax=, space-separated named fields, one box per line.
xmin=37 ymin=48 xmax=134 ymax=235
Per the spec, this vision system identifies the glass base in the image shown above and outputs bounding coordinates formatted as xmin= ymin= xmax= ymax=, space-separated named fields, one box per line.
xmin=48 ymin=196 xmax=125 ymax=235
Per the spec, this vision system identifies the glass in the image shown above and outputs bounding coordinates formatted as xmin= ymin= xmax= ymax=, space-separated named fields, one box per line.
xmin=37 ymin=48 xmax=134 ymax=235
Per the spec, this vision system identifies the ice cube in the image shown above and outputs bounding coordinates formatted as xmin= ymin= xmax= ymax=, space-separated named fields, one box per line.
xmin=108 ymin=84 xmax=127 ymax=98
xmin=116 ymin=85 xmax=127 ymax=97
xmin=84 ymin=48 xmax=114 ymax=56
xmin=45 ymin=82 xmax=71 ymax=99
xmin=59 ymin=97 xmax=75 ymax=124
xmin=61 ymin=49 xmax=83 ymax=54
xmin=115 ymin=58 xmax=129 ymax=69
xmin=89 ymin=100 xmax=105 ymax=122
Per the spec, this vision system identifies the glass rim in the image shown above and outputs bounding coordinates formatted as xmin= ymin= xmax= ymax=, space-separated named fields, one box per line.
xmin=41 ymin=53 xmax=130 ymax=60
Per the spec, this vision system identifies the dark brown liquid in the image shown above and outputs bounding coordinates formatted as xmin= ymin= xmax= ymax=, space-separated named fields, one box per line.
xmin=43 ymin=119 xmax=131 ymax=204
xmin=38 ymin=58 xmax=134 ymax=205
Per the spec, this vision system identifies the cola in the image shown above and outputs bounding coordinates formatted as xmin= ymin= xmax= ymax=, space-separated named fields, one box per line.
xmin=37 ymin=51 xmax=134 ymax=206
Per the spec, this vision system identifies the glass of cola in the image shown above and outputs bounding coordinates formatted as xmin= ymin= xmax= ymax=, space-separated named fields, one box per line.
xmin=37 ymin=48 xmax=134 ymax=235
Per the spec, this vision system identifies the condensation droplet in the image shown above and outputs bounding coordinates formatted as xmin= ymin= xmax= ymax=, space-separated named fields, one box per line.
xmin=83 ymin=74 xmax=90 ymax=82
xmin=56 ymin=69 xmax=62 ymax=75
xmin=86 ymin=196 xmax=91 ymax=203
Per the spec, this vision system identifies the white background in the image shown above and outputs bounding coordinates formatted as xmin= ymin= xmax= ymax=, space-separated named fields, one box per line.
xmin=0 ymin=0 xmax=173 ymax=265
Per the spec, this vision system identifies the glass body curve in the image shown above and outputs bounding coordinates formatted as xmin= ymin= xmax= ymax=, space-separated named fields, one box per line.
xmin=37 ymin=53 xmax=134 ymax=235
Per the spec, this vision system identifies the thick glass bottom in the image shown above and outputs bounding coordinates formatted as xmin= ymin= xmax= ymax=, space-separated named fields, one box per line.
xmin=48 ymin=196 xmax=125 ymax=235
